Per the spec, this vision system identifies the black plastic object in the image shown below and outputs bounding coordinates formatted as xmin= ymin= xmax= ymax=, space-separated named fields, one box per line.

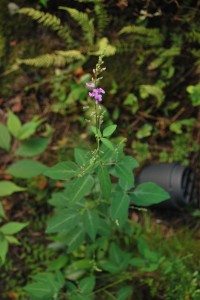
xmin=136 ymin=162 xmax=198 ymax=209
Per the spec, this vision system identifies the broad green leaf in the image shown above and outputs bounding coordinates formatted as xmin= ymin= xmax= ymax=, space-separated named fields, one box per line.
xmin=7 ymin=111 xmax=22 ymax=138
xmin=130 ymin=257 xmax=146 ymax=267
xmin=44 ymin=161 xmax=78 ymax=180
xmin=0 ymin=123 xmax=11 ymax=151
xmin=100 ymin=137 xmax=114 ymax=150
xmin=137 ymin=237 xmax=161 ymax=263
xmin=74 ymin=148 xmax=88 ymax=166
xmin=1 ymin=222 xmax=28 ymax=235
xmin=24 ymin=272 xmax=64 ymax=299
xmin=140 ymin=84 xmax=164 ymax=106
xmin=5 ymin=236 xmax=20 ymax=245
xmin=0 ymin=236 xmax=8 ymax=264
xmin=48 ymin=191 xmax=70 ymax=207
xmin=91 ymin=126 xmax=101 ymax=137
xmin=24 ymin=282 xmax=54 ymax=299
xmin=110 ymin=192 xmax=130 ymax=226
xmin=114 ymin=156 xmax=138 ymax=188
xmin=83 ymin=209 xmax=99 ymax=241
xmin=0 ymin=202 xmax=6 ymax=219
xmin=103 ymin=124 xmax=117 ymax=137
xmin=0 ymin=181 xmax=25 ymax=197
xmin=47 ymin=209 xmax=79 ymax=233
xmin=47 ymin=255 xmax=68 ymax=271
xmin=101 ymin=243 xmax=131 ymax=274
xmin=124 ymin=93 xmax=138 ymax=114
xmin=6 ymin=160 xmax=47 ymax=179
xmin=17 ymin=120 xmax=41 ymax=140
xmin=98 ymin=165 xmax=111 ymax=198
xmin=69 ymin=175 xmax=94 ymax=203
xmin=187 ymin=83 xmax=200 ymax=106
xmin=16 ymin=137 xmax=49 ymax=157
xmin=98 ymin=218 xmax=112 ymax=237
xmin=79 ymin=275 xmax=95 ymax=293
xmin=131 ymin=182 xmax=169 ymax=206
xmin=100 ymin=261 xmax=120 ymax=273
xmin=65 ymin=225 xmax=85 ymax=253
xmin=71 ymin=295 xmax=92 ymax=300
xmin=136 ymin=124 xmax=153 ymax=139
xmin=116 ymin=286 xmax=133 ymax=300
xmin=108 ymin=243 xmax=131 ymax=272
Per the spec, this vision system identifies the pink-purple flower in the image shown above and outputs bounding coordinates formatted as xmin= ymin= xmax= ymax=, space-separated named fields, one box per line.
xmin=86 ymin=82 xmax=95 ymax=88
xmin=86 ymin=82 xmax=105 ymax=105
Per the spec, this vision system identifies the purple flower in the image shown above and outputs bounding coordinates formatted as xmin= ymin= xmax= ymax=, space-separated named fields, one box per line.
xmin=86 ymin=83 xmax=105 ymax=105
xmin=86 ymin=82 xmax=95 ymax=88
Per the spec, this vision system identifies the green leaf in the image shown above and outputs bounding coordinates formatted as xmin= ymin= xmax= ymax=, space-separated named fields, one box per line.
xmin=91 ymin=126 xmax=102 ymax=137
xmin=74 ymin=148 xmax=88 ymax=166
xmin=44 ymin=161 xmax=79 ymax=180
xmin=140 ymin=84 xmax=164 ymax=106
xmin=48 ymin=191 xmax=70 ymax=207
xmin=5 ymin=236 xmax=20 ymax=245
xmin=24 ymin=272 xmax=64 ymax=299
xmin=47 ymin=255 xmax=68 ymax=271
xmin=124 ymin=93 xmax=138 ymax=114
xmin=6 ymin=160 xmax=47 ymax=179
xmin=0 ymin=123 xmax=11 ymax=151
xmin=116 ymin=286 xmax=133 ymax=300
xmin=103 ymin=124 xmax=117 ymax=137
xmin=68 ymin=175 xmax=94 ymax=203
xmin=110 ymin=192 xmax=130 ymax=227
xmin=1 ymin=222 xmax=28 ymax=235
xmin=136 ymin=124 xmax=153 ymax=139
xmin=131 ymin=182 xmax=169 ymax=206
xmin=0 ymin=202 xmax=6 ymax=219
xmin=98 ymin=165 xmax=111 ymax=198
xmin=101 ymin=243 xmax=131 ymax=274
xmin=47 ymin=209 xmax=79 ymax=233
xmin=16 ymin=137 xmax=49 ymax=157
xmin=83 ymin=209 xmax=99 ymax=241
xmin=0 ymin=181 xmax=25 ymax=197
xmin=187 ymin=83 xmax=200 ymax=107
xmin=115 ymin=156 xmax=137 ymax=190
xmin=130 ymin=257 xmax=146 ymax=267
xmin=17 ymin=120 xmax=42 ymax=140
xmin=7 ymin=111 xmax=22 ymax=138
xmin=100 ymin=138 xmax=114 ymax=150
xmin=79 ymin=275 xmax=95 ymax=294
xmin=65 ymin=225 xmax=85 ymax=253
xmin=0 ymin=236 xmax=8 ymax=264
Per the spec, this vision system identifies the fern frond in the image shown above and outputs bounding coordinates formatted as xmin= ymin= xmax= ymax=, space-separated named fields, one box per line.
xmin=59 ymin=6 xmax=95 ymax=45
xmin=113 ymin=40 xmax=136 ymax=54
xmin=186 ymin=31 xmax=200 ymax=43
xmin=119 ymin=25 xmax=163 ymax=46
xmin=18 ymin=50 xmax=85 ymax=68
xmin=91 ymin=38 xmax=116 ymax=56
xmin=94 ymin=1 xmax=109 ymax=35
xmin=18 ymin=8 xmax=72 ymax=44
xmin=119 ymin=25 xmax=159 ymax=37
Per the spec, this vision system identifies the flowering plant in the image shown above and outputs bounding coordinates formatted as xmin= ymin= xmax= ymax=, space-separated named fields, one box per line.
xmin=24 ymin=55 xmax=169 ymax=299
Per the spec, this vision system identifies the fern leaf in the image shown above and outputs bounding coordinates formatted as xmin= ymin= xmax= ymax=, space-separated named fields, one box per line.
xmin=18 ymin=8 xmax=72 ymax=44
xmin=94 ymin=1 xmax=109 ymax=35
xmin=119 ymin=25 xmax=159 ymax=37
xmin=113 ymin=40 xmax=135 ymax=54
xmin=186 ymin=31 xmax=200 ymax=44
xmin=59 ymin=6 xmax=95 ymax=45
xmin=91 ymin=38 xmax=116 ymax=56
xmin=18 ymin=51 xmax=85 ymax=68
